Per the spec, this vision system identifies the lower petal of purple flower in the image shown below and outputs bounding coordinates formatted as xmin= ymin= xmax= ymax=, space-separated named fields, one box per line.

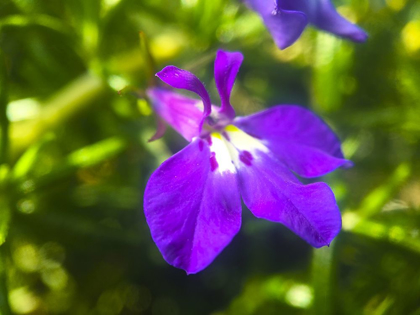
xmin=235 ymin=149 xmax=341 ymax=248
xmin=144 ymin=138 xmax=241 ymax=274
xmin=234 ymin=105 xmax=352 ymax=178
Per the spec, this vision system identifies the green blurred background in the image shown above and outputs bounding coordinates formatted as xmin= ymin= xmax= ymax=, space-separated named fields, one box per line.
xmin=0 ymin=0 xmax=420 ymax=314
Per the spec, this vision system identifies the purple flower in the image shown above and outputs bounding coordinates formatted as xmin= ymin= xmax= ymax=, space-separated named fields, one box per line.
xmin=244 ymin=0 xmax=368 ymax=49
xmin=144 ymin=50 xmax=351 ymax=274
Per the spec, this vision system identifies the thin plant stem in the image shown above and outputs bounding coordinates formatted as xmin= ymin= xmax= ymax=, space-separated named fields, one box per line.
xmin=0 ymin=48 xmax=12 ymax=315
xmin=0 ymin=49 xmax=9 ymax=165
xmin=311 ymin=242 xmax=336 ymax=315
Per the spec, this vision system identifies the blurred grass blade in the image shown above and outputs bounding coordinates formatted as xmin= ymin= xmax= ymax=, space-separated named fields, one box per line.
xmin=11 ymin=134 xmax=55 ymax=181
xmin=357 ymin=163 xmax=411 ymax=218
xmin=66 ymin=136 xmax=127 ymax=168
xmin=10 ymin=73 xmax=105 ymax=158
xmin=312 ymin=35 xmax=353 ymax=113
xmin=0 ymin=15 xmax=72 ymax=35
xmin=24 ymin=137 xmax=127 ymax=190
xmin=344 ymin=217 xmax=420 ymax=254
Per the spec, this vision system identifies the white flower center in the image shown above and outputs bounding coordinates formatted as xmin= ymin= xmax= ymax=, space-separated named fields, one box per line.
xmin=208 ymin=125 xmax=269 ymax=173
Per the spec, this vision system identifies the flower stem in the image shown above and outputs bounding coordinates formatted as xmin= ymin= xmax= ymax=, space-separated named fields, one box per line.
xmin=0 ymin=49 xmax=11 ymax=315
xmin=0 ymin=49 xmax=9 ymax=165
xmin=311 ymin=243 xmax=336 ymax=315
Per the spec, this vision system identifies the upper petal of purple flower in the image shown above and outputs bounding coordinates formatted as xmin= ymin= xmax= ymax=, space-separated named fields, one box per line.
xmin=234 ymin=105 xmax=352 ymax=178
xmin=245 ymin=0 xmax=308 ymax=49
xmin=214 ymin=50 xmax=244 ymax=119
xmin=144 ymin=138 xmax=241 ymax=274
xmin=245 ymin=0 xmax=367 ymax=49
xmin=278 ymin=0 xmax=368 ymax=42
xmin=156 ymin=66 xmax=212 ymax=133
xmin=147 ymin=87 xmax=203 ymax=142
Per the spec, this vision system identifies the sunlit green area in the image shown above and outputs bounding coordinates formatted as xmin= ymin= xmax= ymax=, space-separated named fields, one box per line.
xmin=0 ymin=0 xmax=420 ymax=314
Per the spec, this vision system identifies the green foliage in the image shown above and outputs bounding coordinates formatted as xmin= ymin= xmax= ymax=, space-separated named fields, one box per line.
xmin=0 ymin=0 xmax=419 ymax=314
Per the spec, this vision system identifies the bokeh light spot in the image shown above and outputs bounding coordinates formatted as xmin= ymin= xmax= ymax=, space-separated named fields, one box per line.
xmin=402 ymin=21 xmax=420 ymax=54
xmin=389 ymin=226 xmax=405 ymax=242
xmin=13 ymin=243 xmax=40 ymax=272
xmin=285 ymin=284 xmax=313 ymax=309
xmin=9 ymin=287 xmax=40 ymax=314
xmin=17 ymin=199 xmax=36 ymax=214
xmin=41 ymin=267 xmax=69 ymax=290
xmin=386 ymin=0 xmax=407 ymax=11
xmin=138 ymin=99 xmax=153 ymax=116
xmin=7 ymin=98 xmax=40 ymax=122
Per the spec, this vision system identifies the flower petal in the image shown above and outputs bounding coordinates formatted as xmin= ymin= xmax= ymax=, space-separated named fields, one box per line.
xmin=144 ymin=138 xmax=241 ymax=274
xmin=214 ymin=50 xmax=244 ymax=119
xmin=278 ymin=0 xmax=367 ymax=42
xmin=311 ymin=0 xmax=367 ymax=42
xmin=147 ymin=88 xmax=203 ymax=142
xmin=224 ymin=126 xmax=341 ymax=247
xmin=234 ymin=105 xmax=352 ymax=178
xmin=156 ymin=66 xmax=212 ymax=131
xmin=148 ymin=114 xmax=167 ymax=142
xmin=239 ymin=159 xmax=341 ymax=247
xmin=245 ymin=0 xmax=308 ymax=49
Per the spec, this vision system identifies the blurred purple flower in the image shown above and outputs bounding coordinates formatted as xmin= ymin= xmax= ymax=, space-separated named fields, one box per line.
xmin=144 ymin=50 xmax=351 ymax=274
xmin=244 ymin=0 xmax=368 ymax=49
